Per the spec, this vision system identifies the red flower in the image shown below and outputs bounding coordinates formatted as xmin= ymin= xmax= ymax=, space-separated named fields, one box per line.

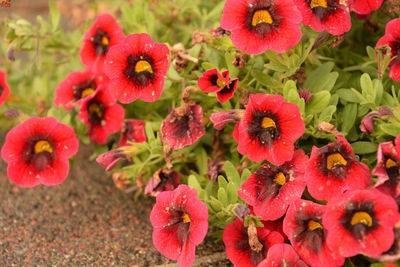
xmin=198 ymin=69 xmax=239 ymax=103
xmin=235 ymin=94 xmax=305 ymax=165
xmin=374 ymin=222 xmax=400 ymax=263
xmin=351 ymin=0 xmax=384 ymax=15
xmin=303 ymin=135 xmax=372 ymax=201
xmin=283 ymin=199 xmax=345 ymax=267
xmin=373 ymin=141 xmax=400 ymax=200
xmin=238 ymin=149 xmax=308 ymax=221
xmin=220 ymin=0 xmax=302 ymax=54
xmin=150 ymin=184 xmax=208 ymax=266
xmin=79 ymin=14 xmax=125 ymax=72
xmin=79 ymin=86 xmax=125 ymax=144
xmin=0 ymin=70 xmax=11 ymax=107
xmin=118 ymin=119 xmax=146 ymax=147
xmin=161 ymin=104 xmax=205 ymax=150
xmin=223 ymin=218 xmax=284 ymax=267
xmin=323 ymin=189 xmax=400 ymax=257
xmin=257 ymin=244 xmax=308 ymax=267
xmin=145 ymin=168 xmax=180 ymax=197
xmin=54 ymin=69 xmax=108 ymax=110
xmin=1 ymin=117 xmax=78 ymax=187
xmin=376 ymin=19 xmax=400 ymax=81
xmin=294 ymin=0 xmax=352 ymax=35
xmin=104 ymin=33 xmax=170 ymax=103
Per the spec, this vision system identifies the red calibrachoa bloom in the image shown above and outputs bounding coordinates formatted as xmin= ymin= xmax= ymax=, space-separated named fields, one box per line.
xmin=235 ymin=94 xmax=305 ymax=165
xmin=145 ymin=168 xmax=180 ymax=197
xmin=220 ymin=0 xmax=302 ymax=54
xmin=238 ymin=149 xmax=308 ymax=221
xmin=96 ymin=146 xmax=138 ymax=171
xmin=351 ymin=0 xmax=384 ymax=15
xmin=198 ymin=69 xmax=239 ymax=103
xmin=376 ymin=19 xmax=400 ymax=81
xmin=283 ymin=199 xmax=345 ymax=267
xmin=150 ymin=184 xmax=208 ymax=266
xmin=374 ymin=222 xmax=400 ymax=263
xmin=373 ymin=141 xmax=400 ymax=200
xmin=323 ymin=189 xmax=400 ymax=258
xmin=293 ymin=0 xmax=352 ymax=35
xmin=79 ymin=86 xmax=125 ymax=144
xmin=54 ymin=69 xmax=108 ymax=110
xmin=104 ymin=33 xmax=170 ymax=103
xmin=257 ymin=244 xmax=308 ymax=267
xmin=0 ymin=70 xmax=11 ymax=107
xmin=161 ymin=104 xmax=205 ymax=150
xmin=79 ymin=14 xmax=125 ymax=72
xmin=1 ymin=117 xmax=79 ymax=187
xmin=223 ymin=218 xmax=284 ymax=267
xmin=118 ymin=119 xmax=146 ymax=147
xmin=303 ymin=135 xmax=372 ymax=201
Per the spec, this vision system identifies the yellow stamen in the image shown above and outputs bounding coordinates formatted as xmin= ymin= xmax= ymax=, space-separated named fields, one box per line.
xmin=216 ymin=78 xmax=226 ymax=88
xmin=135 ymin=60 xmax=153 ymax=74
xmin=251 ymin=10 xmax=273 ymax=26
xmin=273 ymin=172 xmax=286 ymax=186
xmin=88 ymin=103 xmax=103 ymax=118
xmin=261 ymin=117 xmax=276 ymax=129
xmin=182 ymin=212 xmax=191 ymax=223
xmin=310 ymin=0 xmax=328 ymax=9
xmin=326 ymin=153 xmax=347 ymax=170
xmin=34 ymin=140 xmax=53 ymax=154
xmin=81 ymin=88 xmax=95 ymax=99
xmin=386 ymin=158 xmax=398 ymax=169
xmin=308 ymin=220 xmax=323 ymax=231
xmin=101 ymin=36 xmax=109 ymax=45
xmin=350 ymin=211 xmax=373 ymax=227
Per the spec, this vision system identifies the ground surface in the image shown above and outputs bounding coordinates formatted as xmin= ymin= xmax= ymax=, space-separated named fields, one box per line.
xmin=0 ymin=141 xmax=230 ymax=266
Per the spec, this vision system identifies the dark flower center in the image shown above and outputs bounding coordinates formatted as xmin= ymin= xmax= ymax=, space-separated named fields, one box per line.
xmin=341 ymin=201 xmax=376 ymax=241
xmin=218 ymin=80 xmax=237 ymax=96
xmin=294 ymin=210 xmax=325 ymax=254
xmin=88 ymin=102 xmax=104 ymax=124
xmin=307 ymin=0 xmax=338 ymax=21
xmin=385 ymin=158 xmax=400 ymax=184
xmin=29 ymin=139 xmax=54 ymax=172
xmin=209 ymin=74 xmax=226 ymax=88
xmin=73 ymin=80 xmax=96 ymax=101
xmin=0 ymin=85 xmax=3 ymax=96
xmin=165 ymin=207 xmax=191 ymax=246
xmin=236 ymin=226 xmax=266 ymax=266
xmin=91 ymin=28 xmax=110 ymax=56
xmin=255 ymin=165 xmax=286 ymax=201
xmin=34 ymin=140 xmax=53 ymax=154
xmin=123 ymin=55 xmax=155 ymax=87
xmin=318 ymin=142 xmax=352 ymax=179
xmin=248 ymin=110 xmax=279 ymax=147
xmin=251 ymin=10 xmax=273 ymax=26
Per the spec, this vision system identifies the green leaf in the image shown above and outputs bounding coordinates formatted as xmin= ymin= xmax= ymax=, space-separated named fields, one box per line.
xmin=336 ymin=89 xmax=361 ymax=103
xmin=218 ymin=187 xmax=228 ymax=207
xmin=224 ymin=161 xmax=240 ymax=185
xmin=225 ymin=53 xmax=239 ymax=78
xmin=306 ymin=91 xmax=331 ymax=114
xmin=208 ymin=197 xmax=223 ymax=212
xmin=218 ymin=175 xmax=228 ymax=189
xmin=351 ymin=142 xmax=378 ymax=154
xmin=304 ymin=62 xmax=334 ymax=91
xmin=240 ymin=168 xmax=252 ymax=186
xmin=188 ymin=175 xmax=202 ymax=192
xmin=341 ymin=103 xmax=358 ymax=134
xmin=166 ymin=65 xmax=183 ymax=81
xmin=244 ymin=215 xmax=264 ymax=227
xmin=201 ymin=62 xmax=218 ymax=71
xmin=49 ymin=1 xmax=60 ymax=32
xmin=283 ymin=80 xmax=297 ymax=100
xmin=360 ymin=73 xmax=374 ymax=101
xmin=318 ymin=105 xmax=336 ymax=122
xmin=227 ymin=182 xmax=238 ymax=204
xmin=380 ymin=123 xmax=400 ymax=137
xmin=145 ymin=122 xmax=155 ymax=142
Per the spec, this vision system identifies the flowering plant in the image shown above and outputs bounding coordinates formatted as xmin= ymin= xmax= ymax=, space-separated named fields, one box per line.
xmin=1 ymin=0 xmax=400 ymax=266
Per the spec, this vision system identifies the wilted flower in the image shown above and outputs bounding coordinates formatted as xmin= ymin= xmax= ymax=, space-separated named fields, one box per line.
xmin=361 ymin=106 xmax=392 ymax=135
xmin=145 ymin=168 xmax=180 ymax=197
xmin=96 ymin=146 xmax=138 ymax=171
xmin=298 ymin=88 xmax=313 ymax=104
xmin=161 ymin=104 xmax=205 ymax=150
xmin=1 ymin=117 xmax=79 ymax=187
xmin=210 ymin=109 xmax=244 ymax=130
xmin=118 ymin=119 xmax=146 ymax=147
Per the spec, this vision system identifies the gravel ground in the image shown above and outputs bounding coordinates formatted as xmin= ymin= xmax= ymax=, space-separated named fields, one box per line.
xmin=0 ymin=141 xmax=230 ymax=266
